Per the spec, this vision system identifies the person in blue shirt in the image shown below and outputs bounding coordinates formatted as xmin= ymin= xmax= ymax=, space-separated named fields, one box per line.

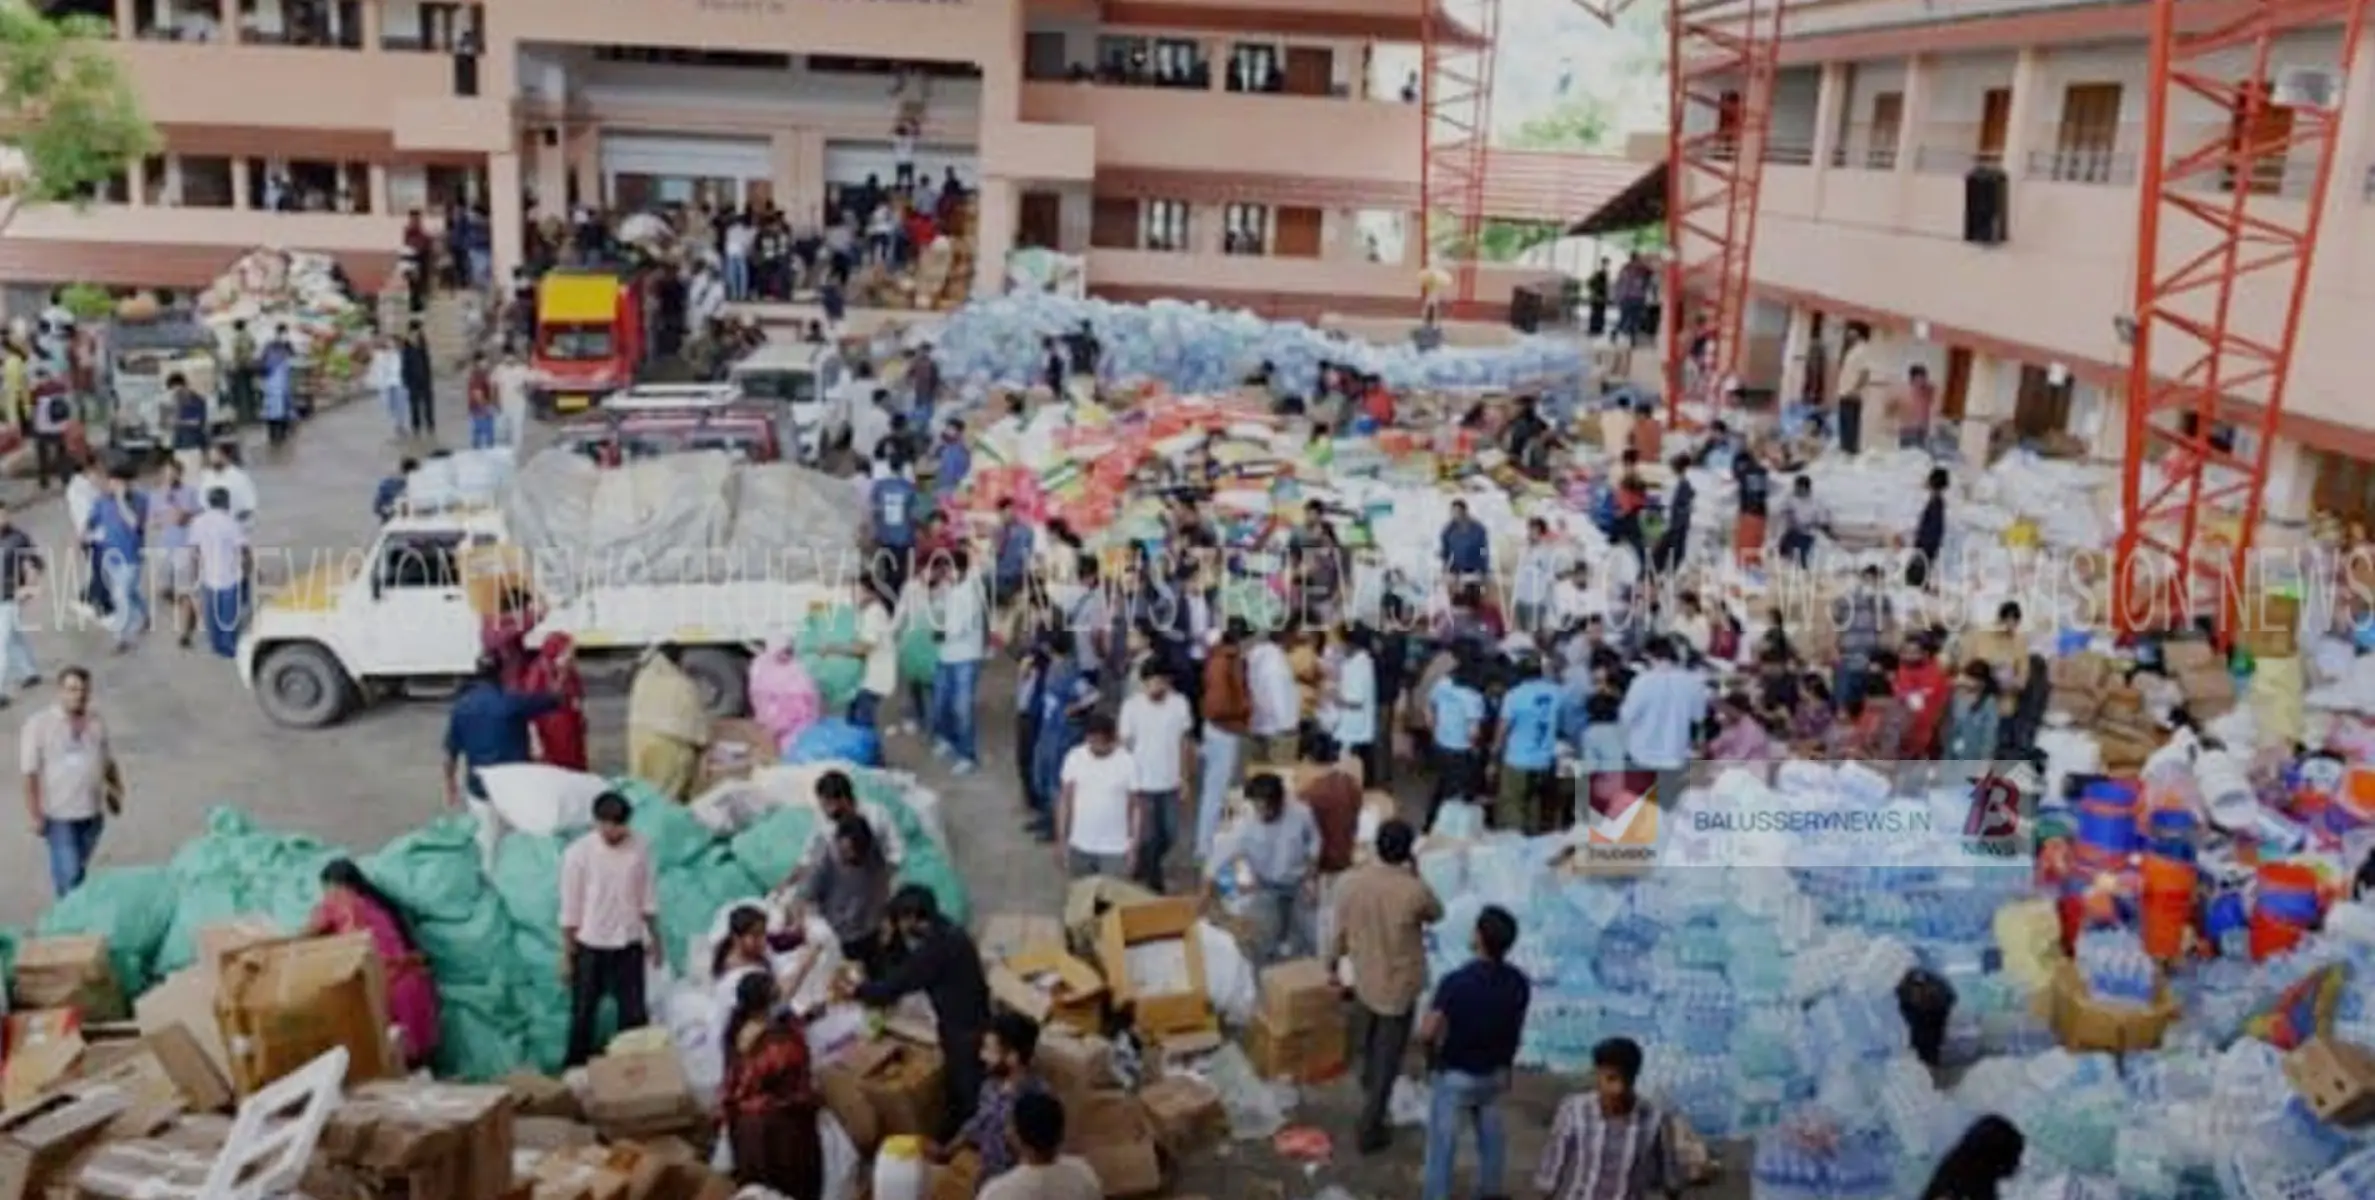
xmin=990 ymin=498 xmax=1033 ymax=606
xmin=1437 ymin=499 xmax=1490 ymax=579
xmin=259 ymin=327 xmax=297 ymax=445
xmin=1025 ymin=631 xmax=1098 ymax=842
xmin=374 ymin=458 xmax=419 ymax=522
xmin=1494 ymin=658 xmax=1567 ymax=833
xmin=934 ymin=421 xmax=971 ymax=502
xmin=868 ymin=464 xmax=921 ymax=596
xmin=1426 ymin=658 xmax=1488 ymax=822
xmin=85 ymin=464 xmax=150 ymax=653
xmin=443 ymin=654 xmax=562 ymax=807
xmin=168 ymin=373 xmax=210 ymax=477
xmin=1419 ymin=904 xmax=1531 ymax=1200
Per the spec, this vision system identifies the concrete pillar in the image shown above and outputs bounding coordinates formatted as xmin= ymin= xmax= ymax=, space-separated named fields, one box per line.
xmin=360 ymin=0 xmax=380 ymax=50
xmin=2321 ymin=27 xmax=2375 ymax=248
xmin=1779 ymin=304 xmax=1813 ymax=402
xmin=2000 ymin=48 xmax=2049 ymax=176
xmin=368 ymin=163 xmax=390 ymax=216
xmin=970 ymin=177 xmax=1016 ymax=297
xmin=125 ymin=158 xmax=145 ymax=207
xmin=570 ymin=127 xmax=600 ymax=210
xmin=222 ymin=1 xmax=241 ymax=44
xmin=489 ymin=150 xmax=523 ymax=285
xmin=1810 ymin=62 xmax=1849 ymax=170
xmin=533 ymin=135 xmax=567 ymax=216
xmin=230 ymin=159 xmax=250 ymax=210
xmin=1194 ymin=203 xmax=1224 ymax=256
xmin=2264 ymin=436 xmax=2317 ymax=524
xmin=1896 ymin=55 xmax=1932 ymax=173
xmin=113 ymin=0 xmax=132 ymax=37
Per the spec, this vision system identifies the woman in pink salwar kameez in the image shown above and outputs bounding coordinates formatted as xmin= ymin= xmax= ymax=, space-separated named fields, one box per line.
xmin=749 ymin=636 xmax=825 ymax=755
xmin=310 ymin=859 xmax=443 ymax=1068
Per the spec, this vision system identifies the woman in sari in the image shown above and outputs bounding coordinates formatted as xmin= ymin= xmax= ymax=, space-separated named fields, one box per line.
xmin=629 ymin=644 xmax=709 ymax=801
xmin=523 ymin=633 xmax=588 ymax=770
xmin=309 ymin=859 xmax=441 ymax=1068
xmin=719 ymin=971 xmax=824 ymax=1200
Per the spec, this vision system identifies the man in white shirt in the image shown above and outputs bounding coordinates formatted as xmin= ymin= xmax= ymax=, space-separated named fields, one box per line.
xmin=367 ymin=336 xmax=407 ymax=439
xmin=1619 ymin=636 xmax=1710 ymax=774
xmin=980 ymin=1093 xmax=1102 ymax=1200
xmin=1834 ymin=320 xmax=1876 ymax=457
xmin=1058 ymin=714 xmax=1138 ymax=879
xmin=1117 ymin=662 xmax=1195 ymax=892
xmin=1327 ymin=629 xmax=1379 ymax=771
xmin=491 ymin=349 xmax=532 ymax=451
xmin=198 ymin=443 xmax=259 ymax=529
xmin=1246 ymin=628 xmax=1301 ymax=766
xmin=849 ymin=584 xmax=900 ymax=731
xmin=188 ymin=488 xmax=249 ymax=659
xmin=931 ymin=551 xmax=988 ymax=774
xmin=64 ymin=458 xmax=105 ymax=622
xmin=1511 ymin=518 xmax=1571 ymax=635
xmin=723 ymin=216 xmax=755 ymax=301
xmin=848 ymin=388 xmax=892 ymax=468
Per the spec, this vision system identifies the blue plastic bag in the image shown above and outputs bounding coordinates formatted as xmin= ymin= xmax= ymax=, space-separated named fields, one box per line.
xmin=783 ymin=718 xmax=882 ymax=767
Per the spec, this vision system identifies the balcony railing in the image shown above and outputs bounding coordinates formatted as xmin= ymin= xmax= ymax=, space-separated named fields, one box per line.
xmin=1762 ymin=138 xmax=1816 ymax=167
xmin=1824 ymin=123 xmax=1899 ymax=170
xmin=2020 ymin=122 xmax=2323 ymax=199
xmin=1912 ymin=145 xmax=2005 ymax=175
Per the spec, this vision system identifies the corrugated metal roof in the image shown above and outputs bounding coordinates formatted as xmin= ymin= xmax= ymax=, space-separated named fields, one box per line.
xmin=1094 ymin=149 xmax=1643 ymax=224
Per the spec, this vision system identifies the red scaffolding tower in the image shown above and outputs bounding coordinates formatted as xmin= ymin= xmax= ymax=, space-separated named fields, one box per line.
xmin=1419 ymin=0 xmax=1505 ymax=318
xmin=1661 ymin=0 xmax=1785 ymax=424
xmin=2110 ymin=0 xmax=2369 ymax=640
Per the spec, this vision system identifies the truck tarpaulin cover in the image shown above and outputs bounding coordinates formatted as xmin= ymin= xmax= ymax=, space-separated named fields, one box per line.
xmin=501 ymin=450 xmax=861 ymax=598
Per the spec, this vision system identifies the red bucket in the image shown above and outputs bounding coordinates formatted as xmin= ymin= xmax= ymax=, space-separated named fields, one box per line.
xmin=2250 ymin=862 xmax=2324 ymax=961
xmin=2139 ymin=855 xmax=2197 ymax=960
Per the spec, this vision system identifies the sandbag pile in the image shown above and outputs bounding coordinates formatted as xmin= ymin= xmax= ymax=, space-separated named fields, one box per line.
xmin=194 ymin=247 xmax=374 ymax=382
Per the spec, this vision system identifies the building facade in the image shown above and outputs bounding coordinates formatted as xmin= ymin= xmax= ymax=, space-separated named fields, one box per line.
xmin=1636 ymin=0 xmax=2375 ymax=532
xmin=16 ymin=0 xmax=1634 ymax=320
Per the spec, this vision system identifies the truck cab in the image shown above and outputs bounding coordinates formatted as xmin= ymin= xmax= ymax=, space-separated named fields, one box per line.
xmin=103 ymin=317 xmax=233 ymax=459
xmin=238 ymin=501 xmax=844 ymax=728
xmin=727 ymin=343 xmax=842 ymax=465
xmin=529 ymin=268 xmax=651 ymax=419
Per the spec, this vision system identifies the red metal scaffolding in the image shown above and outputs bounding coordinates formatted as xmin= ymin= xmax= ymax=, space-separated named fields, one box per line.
xmin=2110 ymin=0 xmax=2369 ymax=639
xmin=1419 ymin=0 xmax=1504 ymax=317
xmin=1661 ymin=0 xmax=1785 ymax=424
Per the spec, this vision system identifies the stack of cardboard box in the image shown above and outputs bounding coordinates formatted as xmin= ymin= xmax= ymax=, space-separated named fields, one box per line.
xmin=2162 ymin=639 xmax=2236 ymax=719
xmin=2046 ymin=653 xmax=2116 ymax=725
xmin=215 ymin=934 xmax=402 ymax=1096
xmin=11 ymin=938 xmax=127 ymax=1024
xmin=310 ymin=1080 xmax=515 ymax=1200
xmin=2285 ymin=1036 xmax=2375 ymax=1128
xmin=1243 ymin=960 xmax=1346 ymax=1085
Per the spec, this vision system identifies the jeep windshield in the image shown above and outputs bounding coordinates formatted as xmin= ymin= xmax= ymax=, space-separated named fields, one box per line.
xmin=539 ymin=325 xmax=615 ymax=362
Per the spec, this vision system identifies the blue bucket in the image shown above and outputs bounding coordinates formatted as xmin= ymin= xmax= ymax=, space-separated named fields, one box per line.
xmin=2146 ymin=807 xmax=2198 ymax=862
xmin=2204 ymin=890 xmax=2249 ymax=944
xmin=2075 ymin=782 xmax=2140 ymax=864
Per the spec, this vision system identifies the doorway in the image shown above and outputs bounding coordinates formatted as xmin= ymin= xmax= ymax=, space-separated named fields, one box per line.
xmin=1283 ymin=47 xmax=1333 ymax=97
xmin=1941 ymin=346 xmax=1973 ymax=421
xmin=1976 ymin=89 xmax=2012 ymax=167
xmin=1273 ymin=205 xmax=1323 ymax=257
xmin=2013 ymin=364 xmax=2073 ymax=438
xmin=2053 ymin=83 xmax=2123 ymax=182
xmin=1019 ymin=191 xmax=1062 ymax=250
xmin=1866 ymin=92 xmax=1903 ymax=168
xmin=2226 ymin=81 xmax=2296 ymax=195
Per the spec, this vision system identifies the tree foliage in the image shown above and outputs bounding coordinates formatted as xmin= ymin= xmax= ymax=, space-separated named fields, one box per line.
xmin=0 ymin=3 xmax=156 ymax=223
xmin=1508 ymin=94 xmax=1616 ymax=153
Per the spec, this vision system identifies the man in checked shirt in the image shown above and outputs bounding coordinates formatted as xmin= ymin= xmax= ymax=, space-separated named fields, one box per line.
xmin=1532 ymin=1037 xmax=1684 ymax=1200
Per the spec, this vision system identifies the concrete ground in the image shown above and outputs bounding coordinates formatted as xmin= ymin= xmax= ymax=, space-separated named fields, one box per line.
xmin=0 ymin=382 xmax=1754 ymax=1200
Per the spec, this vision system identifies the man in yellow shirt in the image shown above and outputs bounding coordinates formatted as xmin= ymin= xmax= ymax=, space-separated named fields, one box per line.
xmin=0 ymin=346 xmax=28 ymax=432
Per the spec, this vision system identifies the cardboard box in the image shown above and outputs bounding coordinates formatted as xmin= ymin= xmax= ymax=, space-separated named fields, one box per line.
xmin=133 ymin=974 xmax=232 ymax=1088
xmin=527 ymin=1148 xmax=632 ymax=1200
xmin=321 ymin=1080 xmax=514 ymax=1200
xmin=928 ymin=1151 xmax=980 ymax=1200
xmin=1256 ymin=959 xmax=1339 ymax=1033
xmin=2285 ymin=1036 xmax=2375 ymax=1128
xmin=0 ymin=1084 xmax=132 ymax=1200
xmin=986 ymin=945 xmax=1107 ymax=1034
xmin=67 ymin=1136 xmax=217 ymax=1200
xmin=695 ymin=719 xmax=774 ymax=795
xmin=214 ymin=934 xmax=398 ymax=1094
xmin=838 ymin=1039 xmax=944 ymax=1142
xmin=501 ymin=1073 xmax=582 ymax=1121
xmin=581 ymin=1053 xmax=702 ymax=1143
xmin=2046 ymin=653 xmax=2112 ymax=694
xmin=813 ymin=1060 xmax=878 ymax=1155
xmin=1242 ymin=1012 xmax=1347 ymax=1084
xmin=2032 ymin=963 xmax=2180 ymax=1055
xmin=1062 ymin=878 xmax=1158 ymax=957
xmin=515 ymin=1118 xmax=599 ymax=1154
xmin=9 ymin=939 xmax=125 ymax=1023
xmin=192 ymin=921 xmax=282 ymax=980
xmin=1135 ymin=1075 xmax=1225 ymax=1158
xmin=2047 ymin=687 xmax=2102 ymax=724
xmin=2178 ymin=667 xmax=2236 ymax=713
xmin=1063 ymin=1092 xmax=1162 ymax=1198
xmin=131 ymin=1027 xmax=232 ymax=1115
xmin=1094 ymin=897 xmax=1214 ymax=1039
xmin=1 ymin=1013 xmax=83 ymax=1111
xmin=977 ymin=915 xmax=1066 ymax=961
xmin=2161 ymin=639 xmax=2219 ymax=674
xmin=76 ymin=1044 xmax=189 ymax=1140
xmin=1034 ymin=1032 xmax=1113 ymax=1104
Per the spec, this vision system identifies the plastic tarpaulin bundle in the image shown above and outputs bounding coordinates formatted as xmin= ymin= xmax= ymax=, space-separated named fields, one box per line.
xmin=927 ymin=294 xmax=1589 ymax=412
xmin=36 ymin=865 xmax=179 ymax=995
xmin=152 ymin=808 xmax=344 ymax=978
xmin=363 ymin=816 xmax=536 ymax=1080
xmin=404 ymin=449 xmax=517 ymax=512
xmin=796 ymin=608 xmax=865 ymax=711
xmin=847 ymin=770 xmax=970 ymax=926
xmin=500 ymin=450 xmax=862 ymax=600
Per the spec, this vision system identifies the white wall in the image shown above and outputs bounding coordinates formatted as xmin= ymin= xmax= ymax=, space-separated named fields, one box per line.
xmin=601 ymin=133 xmax=771 ymax=180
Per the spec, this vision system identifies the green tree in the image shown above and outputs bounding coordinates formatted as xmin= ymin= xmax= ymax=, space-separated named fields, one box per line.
xmin=1507 ymin=95 xmax=1615 ymax=153
xmin=0 ymin=3 xmax=157 ymax=233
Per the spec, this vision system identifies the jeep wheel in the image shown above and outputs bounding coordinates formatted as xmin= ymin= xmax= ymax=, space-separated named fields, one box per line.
xmin=255 ymin=643 xmax=357 ymax=728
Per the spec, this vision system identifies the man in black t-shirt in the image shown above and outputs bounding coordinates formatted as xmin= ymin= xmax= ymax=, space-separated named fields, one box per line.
xmin=1733 ymin=444 xmax=1772 ymax=568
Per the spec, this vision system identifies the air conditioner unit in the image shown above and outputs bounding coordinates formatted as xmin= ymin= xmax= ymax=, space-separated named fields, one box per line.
xmin=2274 ymin=65 xmax=2339 ymax=110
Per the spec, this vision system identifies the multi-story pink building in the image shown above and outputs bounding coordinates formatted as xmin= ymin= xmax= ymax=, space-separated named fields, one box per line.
xmin=17 ymin=0 xmax=1638 ymax=321
xmin=1574 ymin=0 xmax=2375 ymax=531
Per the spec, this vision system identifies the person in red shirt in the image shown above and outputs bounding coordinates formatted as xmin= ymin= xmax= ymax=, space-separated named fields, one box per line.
xmin=466 ymin=358 xmax=498 ymax=449
xmin=1360 ymin=379 xmax=1395 ymax=427
xmin=523 ymin=633 xmax=589 ymax=770
xmin=1892 ymin=635 xmax=1952 ymax=758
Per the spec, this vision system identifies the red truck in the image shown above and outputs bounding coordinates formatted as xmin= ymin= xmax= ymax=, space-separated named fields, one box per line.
xmin=529 ymin=268 xmax=653 ymax=419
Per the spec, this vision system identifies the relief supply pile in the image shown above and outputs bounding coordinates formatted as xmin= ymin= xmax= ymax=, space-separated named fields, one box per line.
xmin=195 ymin=247 xmax=377 ymax=385
xmin=23 ymin=763 xmax=972 ymax=1086
xmin=1411 ymin=760 xmax=2375 ymax=1197
xmin=927 ymin=292 xmax=1586 ymax=414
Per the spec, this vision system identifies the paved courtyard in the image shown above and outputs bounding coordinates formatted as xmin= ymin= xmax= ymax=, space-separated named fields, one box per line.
xmin=0 ymin=380 xmax=1755 ymax=1199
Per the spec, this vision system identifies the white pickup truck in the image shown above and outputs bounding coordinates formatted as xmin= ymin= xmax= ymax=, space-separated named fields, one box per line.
xmin=237 ymin=484 xmax=851 ymax=729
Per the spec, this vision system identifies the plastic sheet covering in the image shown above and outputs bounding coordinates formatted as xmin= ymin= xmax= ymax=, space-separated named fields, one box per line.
xmin=926 ymin=294 xmax=1588 ymax=412
xmin=501 ymin=451 xmax=862 ymax=600
xmin=152 ymin=809 xmax=342 ymax=978
xmin=404 ymin=449 xmax=516 ymax=512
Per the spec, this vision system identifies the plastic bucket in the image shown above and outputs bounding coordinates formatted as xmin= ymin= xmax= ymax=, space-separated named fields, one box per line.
xmin=2075 ymin=787 xmax=2141 ymax=867
xmin=2139 ymin=855 xmax=2198 ymax=959
xmin=2205 ymin=889 xmax=2250 ymax=955
xmin=2250 ymin=862 xmax=2324 ymax=961
xmin=2145 ymin=807 xmax=2199 ymax=863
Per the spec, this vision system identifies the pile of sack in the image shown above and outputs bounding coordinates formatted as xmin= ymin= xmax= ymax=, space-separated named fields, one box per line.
xmin=193 ymin=247 xmax=375 ymax=382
